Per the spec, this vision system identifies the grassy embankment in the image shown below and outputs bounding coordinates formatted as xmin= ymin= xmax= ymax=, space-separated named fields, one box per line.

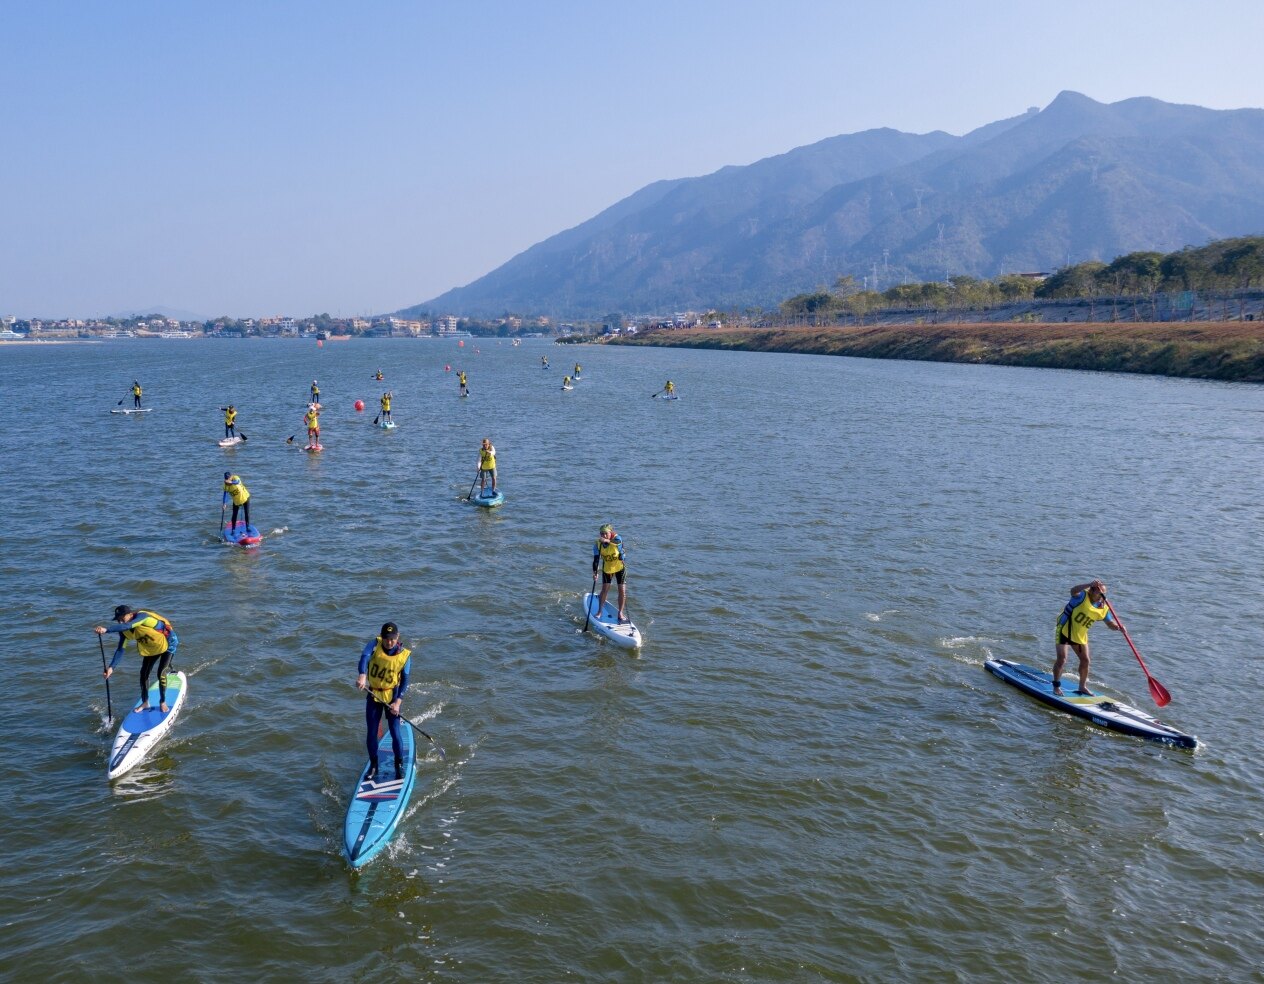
xmin=612 ymin=323 xmax=1264 ymax=383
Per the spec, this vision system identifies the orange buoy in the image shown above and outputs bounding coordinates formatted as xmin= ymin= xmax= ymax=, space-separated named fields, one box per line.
xmin=458 ymin=340 xmax=464 ymax=347
xmin=354 ymin=399 xmax=364 ymax=411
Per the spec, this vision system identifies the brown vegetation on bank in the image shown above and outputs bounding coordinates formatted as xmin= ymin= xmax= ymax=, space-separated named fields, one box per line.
xmin=614 ymin=322 xmax=1264 ymax=383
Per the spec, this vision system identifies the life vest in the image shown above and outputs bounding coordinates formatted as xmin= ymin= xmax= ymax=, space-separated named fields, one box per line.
xmin=132 ymin=385 xmax=142 ymax=397
xmin=1057 ymin=592 xmax=1110 ymax=646
xmin=381 ymin=394 xmax=391 ymax=411
xmin=458 ymin=372 xmax=467 ymax=385
xmin=311 ymin=383 xmax=319 ymax=396
xmin=304 ymin=410 xmax=319 ymax=430
xmin=367 ymin=637 xmax=412 ymax=702
xmin=223 ymin=476 xmax=249 ymax=505
xmin=665 ymin=381 xmax=674 ymax=393
xmin=574 ymin=365 xmax=581 ymax=374
xmin=225 ymin=408 xmax=237 ymax=426
xmin=595 ymin=537 xmax=625 ymax=575
xmin=122 ymin=610 xmax=174 ymax=658
xmin=479 ymin=445 xmax=496 ymax=470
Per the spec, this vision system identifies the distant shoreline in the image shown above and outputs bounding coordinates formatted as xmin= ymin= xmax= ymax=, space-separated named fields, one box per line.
xmin=609 ymin=322 xmax=1264 ymax=384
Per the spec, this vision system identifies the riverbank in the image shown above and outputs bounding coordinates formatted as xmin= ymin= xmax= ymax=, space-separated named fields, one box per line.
xmin=609 ymin=322 xmax=1264 ymax=383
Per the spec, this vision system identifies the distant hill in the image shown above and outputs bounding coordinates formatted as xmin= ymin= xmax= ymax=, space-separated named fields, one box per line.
xmin=408 ymin=92 xmax=1264 ymax=319
xmin=109 ymin=305 xmax=208 ymax=323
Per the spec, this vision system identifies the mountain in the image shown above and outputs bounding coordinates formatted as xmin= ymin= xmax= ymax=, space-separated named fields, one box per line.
xmin=408 ymin=92 xmax=1264 ymax=318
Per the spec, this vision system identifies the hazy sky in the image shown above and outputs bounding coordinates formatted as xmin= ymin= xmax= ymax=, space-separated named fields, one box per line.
xmin=4 ymin=0 xmax=1263 ymax=318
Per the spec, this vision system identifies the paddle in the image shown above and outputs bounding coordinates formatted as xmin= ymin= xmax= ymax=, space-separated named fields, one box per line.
xmin=373 ymin=412 xmax=380 ymax=425
xmin=97 ymin=634 xmax=114 ymax=726
xmin=465 ymin=468 xmax=480 ymax=501
xmin=1104 ymin=600 xmax=1171 ymax=707
xmin=238 ymin=431 xmax=247 ymax=442
xmin=650 ymin=388 xmax=665 ymax=398
xmin=582 ymin=572 xmax=598 ymax=633
xmin=366 ymin=689 xmax=446 ymax=760
xmin=219 ymin=497 xmax=226 ymax=536
xmin=286 ymin=435 xmax=296 ymax=445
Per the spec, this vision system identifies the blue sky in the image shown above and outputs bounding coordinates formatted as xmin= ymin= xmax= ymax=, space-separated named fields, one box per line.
xmin=3 ymin=0 xmax=1263 ymax=318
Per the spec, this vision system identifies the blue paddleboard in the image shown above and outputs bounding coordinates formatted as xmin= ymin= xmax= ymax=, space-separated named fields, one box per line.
xmin=985 ymin=658 xmax=1196 ymax=748
xmin=472 ymin=488 xmax=504 ymax=508
xmin=108 ymin=670 xmax=188 ymax=779
xmin=343 ymin=724 xmax=417 ymax=869
xmin=223 ymin=521 xmax=262 ymax=546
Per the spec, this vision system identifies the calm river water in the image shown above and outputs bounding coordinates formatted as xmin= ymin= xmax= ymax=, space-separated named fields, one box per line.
xmin=0 ymin=338 xmax=1261 ymax=983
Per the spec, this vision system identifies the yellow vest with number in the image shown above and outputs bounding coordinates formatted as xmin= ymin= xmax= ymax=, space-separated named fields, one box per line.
xmin=123 ymin=610 xmax=174 ymax=658
xmin=367 ymin=638 xmax=412 ymax=701
xmin=596 ymin=539 xmax=625 ymax=575
xmin=1057 ymin=592 xmax=1109 ymax=646
xmin=223 ymin=477 xmax=249 ymax=505
xmin=480 ymin=447 xmax=496 ymax=469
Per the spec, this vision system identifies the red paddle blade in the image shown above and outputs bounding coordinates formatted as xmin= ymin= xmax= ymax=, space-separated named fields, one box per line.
xmin=1148 ymin=676 xmax=1172 ymax=707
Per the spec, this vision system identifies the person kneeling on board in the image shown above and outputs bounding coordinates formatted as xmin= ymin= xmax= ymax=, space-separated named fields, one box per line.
xmin=593 ymin=524 xmax=628 ymax=623
xmin=220 ymin=404 xmax=238 ymax=439
xmin=1052 ymin=579 xmax=1121 ymax=696
xmin=223 ymin=472 xmax=251 ymax=531
xmin=356 ymin=622 xmax=412 ymax=782
xmin=94 ymin=606 xmax=179 ymax=712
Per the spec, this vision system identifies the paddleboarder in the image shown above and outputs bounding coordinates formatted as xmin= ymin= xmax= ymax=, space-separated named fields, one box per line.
xmin=593 ymin=524 xmax=628 ymax=623
xmin=94 ymin=606 xmax=179 ymax=713
xmin=223 ymin=472 xmax=251 ymax=532
xmin=310 ymin=380 xmax=320 ymax=404
xmin=458 ymin=370 xmax=468 ymax=396
xmin=562 ymin=375 xmax=572 ymax=389
xmin=541 ymin=355 xmax=549 ymax=369
xmin=573 ymin=362 xmax=582 ymax=378
xmin=220 ymin=405 xmax=238 ymax=439
xmin=478 ymin=438 xmax=497 ymax=493
xmin=1052 ymin=579 xmax=1121 ymax=696
xmin=380 ymin=391 xmax=393 ymax=424
xmin=131 ymin=380 xmax=143 ymax=409
xmin=664 ymin=380 xmax=675 ymax=397
xmin=374 ymin=369 xmax=383 ymax=381
xmin=304 ymin=404 xmax=320 ymax=446
xmin=356 ymin=621 xmax=412 ymax=781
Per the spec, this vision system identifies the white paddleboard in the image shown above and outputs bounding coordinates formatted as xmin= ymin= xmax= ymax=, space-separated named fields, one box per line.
xmin=111 ymin=408 xmax=153 ymax=414
xmin=218 ymin=435 xmax=245 ymax=447
xmin=107 ymin=670 xmax=188 ymax=779
xmin=582 ymin=592 xmax=643 ymax=650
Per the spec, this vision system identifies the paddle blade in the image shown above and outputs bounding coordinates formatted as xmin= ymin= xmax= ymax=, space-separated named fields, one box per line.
xmin=1148 ymin=676 xmax=1172 ymax=707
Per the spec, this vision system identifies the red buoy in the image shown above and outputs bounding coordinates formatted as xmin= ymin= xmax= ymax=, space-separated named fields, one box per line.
xmin=354 ymin=399 xmax=364 ymax=411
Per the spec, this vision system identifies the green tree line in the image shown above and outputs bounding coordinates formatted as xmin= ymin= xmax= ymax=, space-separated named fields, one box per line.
xmin=778 ymin=236 xmax=1264 ymax=322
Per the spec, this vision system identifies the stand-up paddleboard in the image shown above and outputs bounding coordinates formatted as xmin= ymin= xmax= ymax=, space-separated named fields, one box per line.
xmin=472 ymin=487 xmax=504 ymax=508
xmin=222 ymin=520 xmax=262 ymax=546
xmin=985 ymin=658 xmax=1196 ymax=748
xmin=218 ymin=435 xmax=245 ymax=447
xmin=659 ymin=394 xmax=680 ymax=401
xmin=582 ymin=592 xmax=643 ymax=650
xmin=562 ymin=385 xmax=573 ymax=391
xmin=378 ymin=420 xmax=396 ymax=429
xmin=107 ymin=670 xmax=188 ymax=780
xmin=343 ymin=724 xmax=417 ymax=870
xmin=304 ymin=443 xmax=324 ymax=453
xmin=111 ymin=407 xmax=153 ymax=414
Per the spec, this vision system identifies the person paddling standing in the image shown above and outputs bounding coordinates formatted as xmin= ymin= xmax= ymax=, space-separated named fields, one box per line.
xmin=380 ymin=391 xmax=393 ymax=423
xmin=664 ymin=380 xmax=675 ymax=397
xmin=593 ymin=524 xmax=628 ymax=623
xmin=94 ymin=605 xmax=178 ymax=712
xmin=132 ymin=381 xmax=143 ymax=409
xmin=1052 ymin=579 xmax=1121 ymax=696
xmin=223 ymin=472 xmax=251 ymax=531
xmin=220 ymin=405 xmax=238 ymax=439
xmin=304 ymin=405 xmax=320 ymax=445
xmin=310 ymin=380 xmax=320 ymax=404
xmin=356 ymin=622 xmax=412 ymax=782
xmin=458 ymin=370 xmax=468 ymax=396
xmin=478 ymin=438 xmax=497 ymax=493
xmin=573 ymin=362 xmax=581 ymax=378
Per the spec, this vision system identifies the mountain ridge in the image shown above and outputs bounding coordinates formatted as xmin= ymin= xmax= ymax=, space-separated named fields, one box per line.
xmin=407 ymin=92 xmax=1264 ymax=318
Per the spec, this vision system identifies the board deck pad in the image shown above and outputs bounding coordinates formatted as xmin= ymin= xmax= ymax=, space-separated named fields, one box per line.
xmin=473 ymin=488 xmax=504 ymax=507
